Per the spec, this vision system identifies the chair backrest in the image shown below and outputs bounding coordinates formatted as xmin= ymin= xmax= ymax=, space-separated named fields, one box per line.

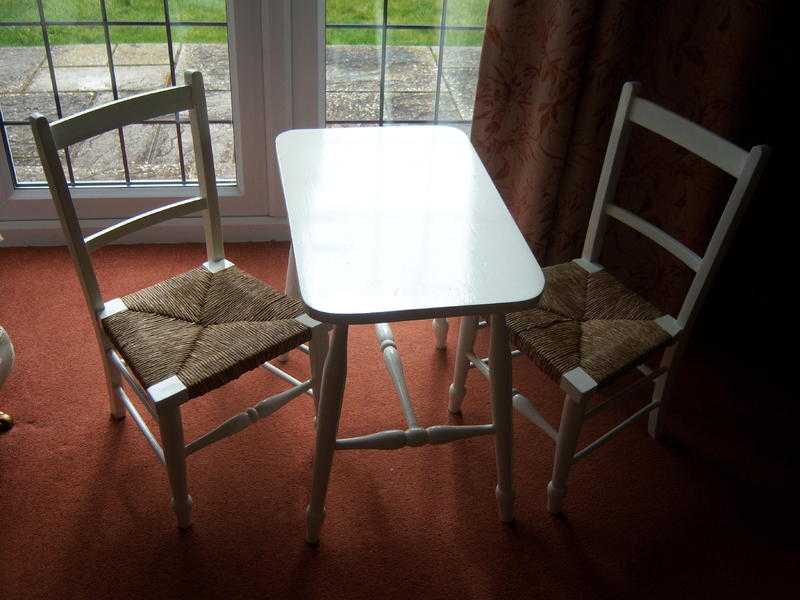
xmin=30 ymin=70 xmax=223 ymax=316
xmin=582 ymin=81 xmax=769 ymax=330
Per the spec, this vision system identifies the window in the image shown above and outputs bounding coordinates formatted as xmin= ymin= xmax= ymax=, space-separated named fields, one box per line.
xmin=0 ymin=0 xmax=235 ymax=187
xmin=325 ymin=0 xmax=489 ymax=131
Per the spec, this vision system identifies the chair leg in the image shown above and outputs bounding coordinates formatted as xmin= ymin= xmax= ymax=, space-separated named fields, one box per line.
xmin=279 ymin=245 xmax=300 ymax=363
xmin=159 ymin=405 xmax=192 ymax=529
xmin=448 ymin=315 xmax=479 ymax=413
xmin=648 ymin=344 xmax=676 ymax=439
xmin=432 ymin=318 xmax=449 ymax=349
xmin=489 ymin=313 xmax=514 ymax=522
xmin=309 ymin=324 xmax=330 ymax=417
xmin=306 ymin=324 xmax=348 ymax=545
xmin=547 ymin=392 xmax=587 ymax=514
xmin=99 ymin=340 xmax=125 ymax=420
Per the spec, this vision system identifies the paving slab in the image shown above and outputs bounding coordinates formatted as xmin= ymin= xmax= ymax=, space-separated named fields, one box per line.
xmin=205 ymin=91 xmax=232 ymax=121
xmin=326 ymin=45 xmax=381 ymax=92
xmin=114 ymin=43 xmax=174 ymax=66
xmin=441 ymin=67 xmax=479 ymax=120
xmin=432 ymin=45 xmax=482 ymax=68
xmin=326 ymin=91 xmax=379 ymax=122
xmin=0 ymin=91 xmax=96 ymax=122
xmin=385 ymin=46 xmax=438 ymax=92
xmin=115 ymin=65 xmax=172 ymax=91
xmin=384 ymin=91 xmax=459 ymax=121
xmin=175 ymin=44 xmax=230 ymax=91
xmin=0 ymin=46 xmax=45 ymax=93
xmin=182 ymin=123 xmax=235 ymax=180
xmin=51 ymin=44 xmax=109 ymax=67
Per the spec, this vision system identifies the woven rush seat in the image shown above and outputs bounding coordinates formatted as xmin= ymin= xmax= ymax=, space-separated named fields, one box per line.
xmin=506 ymin=261 xmax=671 ymax=385
xmin=102 ymin=265 xmax=311 ymax=400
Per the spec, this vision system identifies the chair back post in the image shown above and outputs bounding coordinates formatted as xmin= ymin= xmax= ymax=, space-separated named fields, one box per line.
xmin=581 ymin=81 xmax=640 ymax=262
xmin=185 ymin=70 xmax=225 ymax=265
xmin=30 ymin=113 xmax=104 ymax=313
xmin=676 ymin=145 xmax=770 ymax=329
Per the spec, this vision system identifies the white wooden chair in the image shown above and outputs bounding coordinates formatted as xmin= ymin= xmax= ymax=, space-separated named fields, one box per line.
xmin=30 ymin=71 xmax=329 ymax=528
xmin=448 ymin=81 xmax=770 ymax=513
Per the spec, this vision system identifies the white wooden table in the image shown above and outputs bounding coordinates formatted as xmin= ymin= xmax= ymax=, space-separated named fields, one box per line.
xmin=276 ymin=125 xmax=544 ymax=543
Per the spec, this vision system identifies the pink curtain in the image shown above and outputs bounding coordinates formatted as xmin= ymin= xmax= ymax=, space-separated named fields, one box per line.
xmin=471 ymin=0 xmax=769 ymax=315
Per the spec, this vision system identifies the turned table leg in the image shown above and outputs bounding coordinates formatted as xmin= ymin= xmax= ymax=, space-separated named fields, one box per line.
xmin=489 ymin=313 xmax=514 ymax=522
xmin=306 ymin=324 xmax=348 ymax=544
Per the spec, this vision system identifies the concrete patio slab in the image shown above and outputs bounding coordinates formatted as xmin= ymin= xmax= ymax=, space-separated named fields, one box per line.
xmin=441 ymin=67 xmax=479 ymax=120
xmin=326 ymin=45 xmax=381 ymax=91
xmin=384 ymin=91 xmax=459 ymax=122
xmin=0 ymin=91 xmax=95 ymax=122
xmin=175 ymin=44 xmax=230 ymax=90
xmin=114 ymin=43 xmax=174 ymax=66
xmin=385 ymin=46 xmax=438 ymax=92
xmin=326 ymin=91 xmax=379 ymax=122
xmin=51 ymin=43 xmax=108 ymax=67
xmin=0 ymin=47 xmax=45 ymax=93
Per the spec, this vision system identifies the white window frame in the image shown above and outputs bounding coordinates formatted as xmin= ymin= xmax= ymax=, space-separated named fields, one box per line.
xmin=0 ymin=0 xmax=324 ymax=245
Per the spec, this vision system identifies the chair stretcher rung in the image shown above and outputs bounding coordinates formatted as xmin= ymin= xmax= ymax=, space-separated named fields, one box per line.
xmin=512 ymin=392 xmax=557 ymax=441
xmin=573 ymin=400 xmax=661 ymax=462
xmin=336 ymin=424 xmax=495 ymax=450
xmin=584 ymin=366 xmax=667 ymax=418
xmin=115 ymin=386 xmax=164 ymax=464
xmin=185 ymin=379 xmax=312 ymax=456
xmin=108 ymin=349 xmax=157 ymax=417
xmin=261 ymin=361 xmax=315 ymax=396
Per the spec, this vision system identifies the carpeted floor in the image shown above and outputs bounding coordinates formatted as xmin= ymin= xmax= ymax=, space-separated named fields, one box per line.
xmin=0 ymin=243 xmax=796 ymax=599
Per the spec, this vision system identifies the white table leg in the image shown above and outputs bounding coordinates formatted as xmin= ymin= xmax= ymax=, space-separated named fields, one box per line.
xmin=279 ymin=245 xmax=300 ymax=363
xmin=432 ymin=318 xmax=449 ymax=349
xmin=306 ymin=324 xmax=348 ymax=544
xmin=489 ymin=313 xmax=514 ymax=522
xmin=309 ymin=324 xmax=330 ymax=417
xmin=448 ymin=315 xmax=479 ymax=413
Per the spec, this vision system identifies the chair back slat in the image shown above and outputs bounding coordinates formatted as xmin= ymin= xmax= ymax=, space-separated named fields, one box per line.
xmin=582 ymin=81 xmax=769 ymax=331
xmin=84 ymin=196 xmax=206 ymax=253
xmin=628 ymin=98 xmax=748 ymax=177
xmin=605 ymin=204 xmax=702 ymax=272
xmin=30 ymin=71 xmax=224 ymax=317
xmin=51 ymin=85 xmax=194 ymax=149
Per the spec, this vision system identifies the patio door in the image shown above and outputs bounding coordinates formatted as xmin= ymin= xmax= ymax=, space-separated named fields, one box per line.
xmin=0 ymin=0 xmax=324 ymax=244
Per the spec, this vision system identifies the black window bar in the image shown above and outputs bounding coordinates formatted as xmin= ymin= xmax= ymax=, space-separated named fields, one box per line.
xmin=0 ymin=1 xmax=232 ymax=188
xmin=325 ymin=0 xmax=485 ymax=127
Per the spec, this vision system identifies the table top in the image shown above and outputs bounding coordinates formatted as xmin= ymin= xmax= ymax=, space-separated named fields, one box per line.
xmin=276 ymin=125 xmax=544 ymax=324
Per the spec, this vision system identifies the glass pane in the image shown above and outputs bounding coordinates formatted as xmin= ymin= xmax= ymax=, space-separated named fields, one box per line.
xmin=173 ymin=26 xmax=230 ymax=91
xmin=126 ymin=123 xmax=182 ymax=181
xmin=105 ymin=0 xmax=164 ymax=22
xmin=42 ymin=26 xmax=112 ymax=93
xmin=437 ymin=28 xmax=483 ymax=120
xmin=326 ymin=27 xmax=381 ymax=122
xmin=110 ymin=26 xmax=172 ymax=99
xmin=182 ymin=122 xmax=235 ymax=181
xmin=388 ymin=0 xmax=443 ymax=26
xmin=70 ymin=129 xmax=125 ymax=181
xmin=169 ymin=0 xmax=227 ymax=23
xmin=384 ymin=28 xmax=444 ymax=121
xmin=0 ymin=27 xmax=53 ymax=120
xmin=42 ymin=0 xmax=101 ymax=21
xmin=446 ymin=0 xmax=490 ymax=27
xmin=326 ymin=0 xmax=383 ymax=25
xmin=0 ymin=1 xmax=39 ymax=21
xmin=4 ymin=125 xmax=45 ymax=183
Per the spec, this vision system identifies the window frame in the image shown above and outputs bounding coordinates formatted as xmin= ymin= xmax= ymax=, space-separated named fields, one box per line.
xmin=0 ymin=0 xmax=312 ymax=241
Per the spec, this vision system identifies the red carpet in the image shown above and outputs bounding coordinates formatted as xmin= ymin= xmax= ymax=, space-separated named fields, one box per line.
xmin=0 ymin=243 xmax=796 ymax=599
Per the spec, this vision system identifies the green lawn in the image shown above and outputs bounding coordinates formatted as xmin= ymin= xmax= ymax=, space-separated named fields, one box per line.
xmin=0 ymin=0 xmax=488 ymax=46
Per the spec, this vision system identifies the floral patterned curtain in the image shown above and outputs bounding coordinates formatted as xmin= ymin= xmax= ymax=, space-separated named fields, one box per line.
xmin=471 ymin=0 xmax=770 ymax=316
